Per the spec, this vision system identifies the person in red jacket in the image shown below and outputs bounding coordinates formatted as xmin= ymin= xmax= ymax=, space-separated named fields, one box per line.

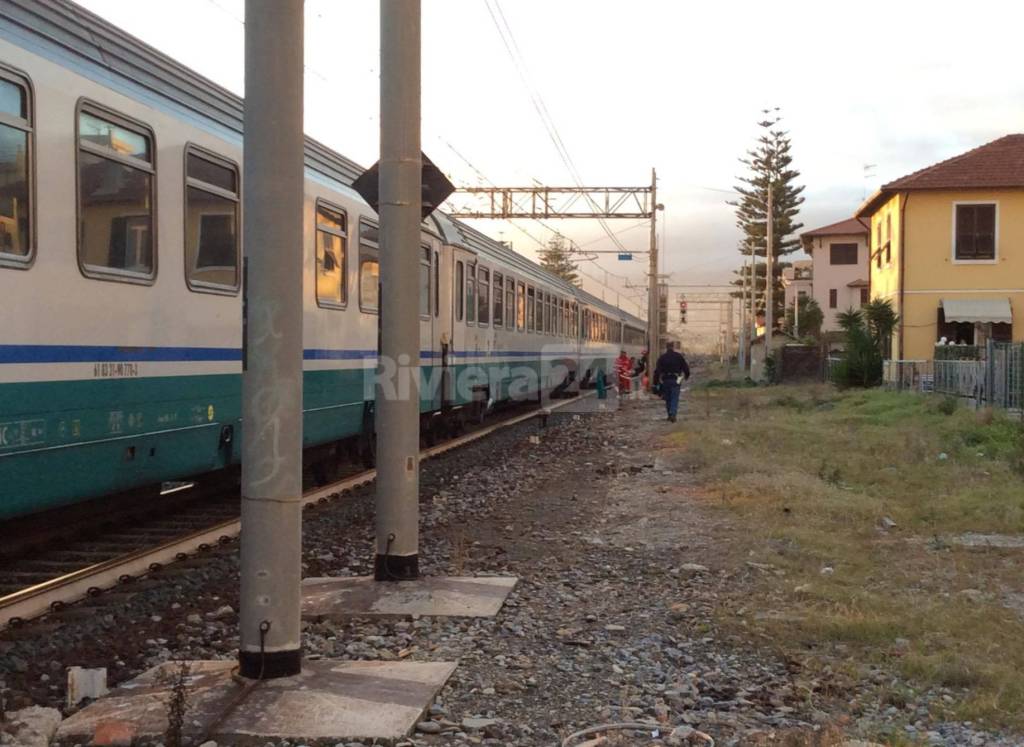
xmin=615 ymin=350 xmax=632 ymax=394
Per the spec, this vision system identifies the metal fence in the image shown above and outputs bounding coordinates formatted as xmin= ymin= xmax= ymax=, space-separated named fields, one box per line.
xmin=883 ymin=342 xmax=1024 ymax=413
xmin=990 ymin=342 xmax=1024 ymax=410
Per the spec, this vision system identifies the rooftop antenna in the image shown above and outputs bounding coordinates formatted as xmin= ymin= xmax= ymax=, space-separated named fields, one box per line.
xmin=863 ymin=163 xmax=877 ymax=201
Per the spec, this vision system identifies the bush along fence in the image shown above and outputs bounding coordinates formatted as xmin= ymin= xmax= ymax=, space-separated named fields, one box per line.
xmin=878 ymin=341 xmax=1024 ymax=412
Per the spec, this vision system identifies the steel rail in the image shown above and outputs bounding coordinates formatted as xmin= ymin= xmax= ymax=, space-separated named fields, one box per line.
xmin=0 ymin=395 xmax=589 ymax=628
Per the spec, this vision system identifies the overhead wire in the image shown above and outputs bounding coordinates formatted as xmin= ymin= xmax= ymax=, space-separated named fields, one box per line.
xmin=483 ymin=0 xmax=631 ymax=255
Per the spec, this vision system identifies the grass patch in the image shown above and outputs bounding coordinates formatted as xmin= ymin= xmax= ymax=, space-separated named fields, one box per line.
xmin=670 ymin=384 xmax=1024 ymax=730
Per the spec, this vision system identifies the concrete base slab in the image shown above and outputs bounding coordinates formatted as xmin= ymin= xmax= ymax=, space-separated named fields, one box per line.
xmin=56 ymin=658 xmax=457 ymax=743
xmin=302 ymin=575 xmax=518 ymax=619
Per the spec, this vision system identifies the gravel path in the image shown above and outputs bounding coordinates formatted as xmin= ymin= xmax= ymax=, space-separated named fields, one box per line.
xmin=2 ymin=392 xmax=1020 ymax=746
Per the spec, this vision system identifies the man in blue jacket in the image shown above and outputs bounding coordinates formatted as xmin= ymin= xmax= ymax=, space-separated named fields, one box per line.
xmin=654 ymin=342 xmax=690 ymax=422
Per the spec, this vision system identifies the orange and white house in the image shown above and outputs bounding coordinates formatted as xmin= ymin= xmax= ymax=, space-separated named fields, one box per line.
xmin=857 ymin=135 xmax=1024 ymax=360
xmin=800 ymin=217 xmax=870 ymax=333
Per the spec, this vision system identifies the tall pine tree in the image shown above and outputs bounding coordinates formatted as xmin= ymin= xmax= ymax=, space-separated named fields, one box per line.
xmin=730 ymin=111 xmax=805 ymax=327
xmin=539 ymin=234 xmax=580 ymax=285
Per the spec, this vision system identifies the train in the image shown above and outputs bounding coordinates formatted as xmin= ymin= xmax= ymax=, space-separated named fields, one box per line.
xmin=0 ymin=0 xmax=648 ymax=521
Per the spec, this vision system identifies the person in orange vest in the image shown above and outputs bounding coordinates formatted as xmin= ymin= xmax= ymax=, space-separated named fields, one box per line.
xmin=615 ymin=350 xmax=632 ymax=394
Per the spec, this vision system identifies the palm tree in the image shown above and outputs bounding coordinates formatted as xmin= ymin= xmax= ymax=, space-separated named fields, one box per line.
xmin=864 ymin=299 xmax=899 ymax=354
xmin=836 ymin=308 xmax=864 ymax=333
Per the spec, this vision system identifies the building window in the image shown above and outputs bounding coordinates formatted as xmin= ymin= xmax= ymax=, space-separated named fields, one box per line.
xmin=358 ymin=219 xmax=379 ymax=313
xmin=829 ymin=243 xmax=858 ymax=265
xmin=78 ymin=105 xmax=156 ymax=281
xmin=419 ymin=246 xmax=431 ymax=317
xmin=829 ymin=289 xmax=837 ymax=309
xmin=0 ymin=68 xmax=32 ymax=266
xmin=314 ymin=201 xmax=346 ymax=306
xmin=455 ymin=260 xmax=464 ymax=321
xmin=937 ymin=308 xmax=975 ymax=345
xmin=954 ymin=203 xmax=996 ymax=260
xmin=516 ymin=281 xmax=526 ymax=330
xmin=860 ymin=288 xmax=869 ymax=305
xmin=477 ymin=266 xmax=490 ymax=325
xmin=492 ymin=271 xmax=504 ymax=327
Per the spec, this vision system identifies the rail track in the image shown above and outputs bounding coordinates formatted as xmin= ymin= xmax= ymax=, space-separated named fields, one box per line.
xmin=0 ymin=396 xmax=591 ymax=628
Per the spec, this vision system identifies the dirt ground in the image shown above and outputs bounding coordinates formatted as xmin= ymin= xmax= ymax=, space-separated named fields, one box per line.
xmin=5 ymin=385 xmax=1019 ymax=746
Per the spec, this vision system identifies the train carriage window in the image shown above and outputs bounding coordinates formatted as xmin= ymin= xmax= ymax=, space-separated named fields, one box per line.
xmin=516 ymin=281 xmax=526 ymax=331
xmin=419 ymin=246 xmax=431 ymax=317
xmin=434 ymin=250 xmax=439 ymax=317
xmin=77 ymin=104 xmax=156 ymax=281
xmin=527 ymin=286 xmax=535 ymax=332
xmin=358 ymin=219 xmax=380 ymax=313
xmin=455 ymin=260 xmax=464 ymax=321
xmin=0 ymin=69 xmax=32 ymax=266
xmin=477 ymin=266 xmax=490 ymax=325
xmin=314 ymin=204 xmax=347 ymax=306
xmin=492 ymin=271 xmax=504 ymax=327
xmin=505 ymin=277 xmax=515 ymax=330
xmin=466 ymin=262 xmax=476 ymax=323
xmin=185 ymin=146 xmax=239 ymax=292
xmin=544 ymin=293 xmax=551 ymax=334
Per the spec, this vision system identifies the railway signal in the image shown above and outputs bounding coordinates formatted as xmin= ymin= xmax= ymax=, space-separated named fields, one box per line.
xmin=679 ymin=299 xmax=688 ymax=324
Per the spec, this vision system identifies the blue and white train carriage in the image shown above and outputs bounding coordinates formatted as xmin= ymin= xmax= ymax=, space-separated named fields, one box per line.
xmin=0 ymin=0 xmax=648 ymax=520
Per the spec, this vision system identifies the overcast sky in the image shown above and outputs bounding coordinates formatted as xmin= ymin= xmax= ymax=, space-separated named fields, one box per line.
xmin=80 ymin=0 xmax=1024 ymax=319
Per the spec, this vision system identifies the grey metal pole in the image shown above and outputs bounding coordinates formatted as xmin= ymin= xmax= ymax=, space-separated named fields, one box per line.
xmin=727 ymin=298 xmax=734 ymax=366
xmin=765 ymin=184 xmax=774 ymax=353
xmin=238 ymin=0 xmax=304 ymax=680
xmin=749 ymin=244 xmax=757 ymax=346
xmin=375 ymin=0 xmax=422 ymax=581
xmin=647 ymin=167 xmax=659 ymax=388
xmin=794 ymin=291 xmax=800 ymax=338
xmin=738 ymin=255 xmax=747 ymax=371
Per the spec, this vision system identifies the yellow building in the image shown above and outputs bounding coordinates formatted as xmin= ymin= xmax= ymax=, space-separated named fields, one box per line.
xmin=858 ymin=135 xmax=1024 ymax=360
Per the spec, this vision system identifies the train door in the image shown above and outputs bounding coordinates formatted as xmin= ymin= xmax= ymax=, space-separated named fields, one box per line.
xmin=450 ymin=248 xmax=475 ymax=406
xmin=433 ymin=242 xmax=453 ymax=411
xmin=419 ymin=243 xmax=436 ymax=412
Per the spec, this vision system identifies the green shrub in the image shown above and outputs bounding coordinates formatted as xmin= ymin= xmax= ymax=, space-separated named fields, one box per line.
xmin=936 ymin=396 xmax=958 ymax=416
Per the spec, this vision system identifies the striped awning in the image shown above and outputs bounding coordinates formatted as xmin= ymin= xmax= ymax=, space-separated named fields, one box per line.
xmin=941 ymin=298 xmax=1012 ymax=324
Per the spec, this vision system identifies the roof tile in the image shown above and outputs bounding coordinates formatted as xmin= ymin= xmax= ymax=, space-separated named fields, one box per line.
xmin=883 ymin=134 xmax=1024 ymax=190
xmin=801 ymin=217 xmax=869 ymax=238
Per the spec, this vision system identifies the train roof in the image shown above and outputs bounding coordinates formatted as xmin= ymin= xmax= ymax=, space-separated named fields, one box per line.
xmin=0 ymin=0 xmax=645 ymax=329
